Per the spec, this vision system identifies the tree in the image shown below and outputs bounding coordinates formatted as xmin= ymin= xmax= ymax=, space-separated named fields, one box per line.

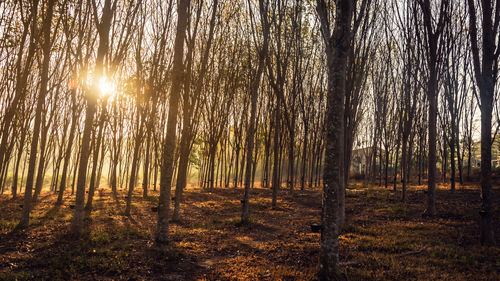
xmin=71 ymin=0 xmax=116 ymax=235
xmin=417 ymin=0 xmax=450 ymax=217
xmin=467 ymin=0 xmax=500 ymax=246
xmin=17 ymin=0 xmax=55 ymax=230
xmin=316 ymin=0 xmax=355 ymax=279
xmin=172 ymin=0 xmax=218 ymax=221
xmin=155 ymin=0 xmax=190 ymax=250
xmin=241 ymin=0 xmax=270 ymax=224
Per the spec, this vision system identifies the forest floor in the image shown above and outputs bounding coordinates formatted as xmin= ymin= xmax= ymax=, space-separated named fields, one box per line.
xmin=0 ymin=182 xmax=499 ymax=280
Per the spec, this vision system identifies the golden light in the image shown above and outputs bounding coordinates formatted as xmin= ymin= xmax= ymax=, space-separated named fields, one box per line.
xmin=68 ymin=79 xmax=78 ymax=90
xmin=98 ymin=77 xmax=115 ymax=97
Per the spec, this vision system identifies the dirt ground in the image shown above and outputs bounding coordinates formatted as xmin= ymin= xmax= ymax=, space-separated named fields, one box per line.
xmin=0 ymin=182 xmax=499 ymax=280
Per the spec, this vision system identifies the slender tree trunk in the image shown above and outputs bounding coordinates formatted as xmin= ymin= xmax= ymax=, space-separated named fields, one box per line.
xmin=32 ymin=119 xmax=50 ymax=203
xmin=56 ymin=90 xmax=78 ymax=205
xmin=155 ymin=0 xmax=190 ymax=249
xmin=209 ymin=145 xmax=216 ymax=191
xmin=11 ymin=124 xmax=28 ymax=199
xmin=393 ymin=141 xmax=400 ymax=191
xmin=272 ymin=107 xmax=280 ymax=208
xmin=125 ymin=112 xmax=143 ymax=216
xmin=173 ymin=135 xmax=190 ymax=221
xmin=467 ymin=0 xmax=497 ymax=241
xmin=263 ymin=125 xmax=271 ymax=188
xmin=233 ymin=145 xmax=240 ymax=188
xmin=226 ymin=140 xmax=233 ymax=188
xmin=17 ymin=0 xmax=54 ymax=229
xmin=239 ymin=145 xmax=246 ymax=187
xmin=143 ymin=131 xmax=151 ymax=198
xmin=467 ymin=101 xmax=473 ymax=181
xmin=251 ymin=139 xmax=258 ymax=189
xmin=242 ymin=0 xmax=269 ymax=224
xmin=419 ymin=0 xmax=447 ymax=217
xmin=85 ymin=102 xmax=107 ymax=216
xmin=71 ymin=137 xmax=82 ymax=195
xmin=1 ymin=155 xmax=11 ymax=194
xmin=479 ymin=87 xmax=494 ymax=245
xmin=0 ymin=0 xmax=39 ymax=176
xmin=401 ymin=134 xmax=408 ymax=202
xmin=456 ymin=134 xmax=463 ymax=185
xmin=450 ymin=123 xmax=456 ymax=191
xmin=288 ymin=127 xmax=295 ymax=192
xmin=71 ymin=0 xmax=113 ymax=235
xmin=71 ymin=100 xmax=97 ymax=233
xmin=317 ymin=0 xmax=353 ymax=279
xmin=385 ymin=147 xmax=389 ymax=188
xmin=425 ymin=63 xmax=438 ymax=216
xmin=301 ymin=125 xmax=308 ymax=190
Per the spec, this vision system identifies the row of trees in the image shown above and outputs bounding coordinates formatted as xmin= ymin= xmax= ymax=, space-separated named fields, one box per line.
xmin=0 ymin=0 xmax=332 ymax=237
xmin=0 ymin=0 xmax=498 ymax=279
xmin=318 ymin=0 xmax=500 ymax=279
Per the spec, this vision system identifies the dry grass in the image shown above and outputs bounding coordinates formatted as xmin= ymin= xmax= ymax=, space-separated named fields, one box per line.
xmin=0 ymin=182 xmax=499 ymax=280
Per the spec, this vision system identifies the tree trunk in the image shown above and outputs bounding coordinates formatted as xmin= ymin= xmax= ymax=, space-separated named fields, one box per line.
xmin=173 ymin=135 xmax=190 ymax=221
xmin=71 ymin=0 xmax=113 ymax=235
xmin=393 ymin=141 xmax=400 ymax=191
xmin=0 ymin=0 xmax=39 ymax=176
xmin=401 ymin=136 xmax=408 ymax=202
xmin=479 ymin=87 xmax=494 ymax=245
xmin=424 ymin=63 xmax=438 ymax=216
xmin=125 ymin=110 xmax=143 ymax=217
xmin=316 ymin=0 xmax=353 ymax=279
xmin=288 ymin=127 xmax=295 ymax=192
xmin=17 ymin=0 xmax=54 ymax=229
xmin=142 ymin=131 xmax=151 ymax=198
xmin=209 ymin=145 xmax=216 ymax=191
xmin=125 ymin=131 xmax=142 ymax=216
xmin=450 ymin=122 xmax=456 ymax=191
xmin=11 ymin=122 xmax=28 ymax=199
xmin=56 ymin=90 xmax=78 ymax=205
xmin=301 ymin=125 xmax=308 ymax=190
xmin=233 ymin=145 xmax=240 ymax=188
xmin=242 ymin=0 xmax=269 ymax=224
xmin=32 ymin=119 xmax=50 ymax=203
xmin=272 ymin=106 xmax=280 ymax=209
xmin=155 ymin=0 xmax=190 ymax=249
xmin=85 ymin=102 xmax=107 ymax=216
xmin=384 ymin=146 xmax=389 ymax=188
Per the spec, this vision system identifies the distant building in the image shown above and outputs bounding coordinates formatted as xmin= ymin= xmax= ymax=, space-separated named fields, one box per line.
xmin=350 ymin=146 xmax=380 ymax=176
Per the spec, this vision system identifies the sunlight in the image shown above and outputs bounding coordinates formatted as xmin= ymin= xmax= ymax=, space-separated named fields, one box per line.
xmin=98 ymin=77 xmax=115 ymax=98
xmin=68 ymin=79 xmax=78 ymax=90
xmin=2 ymin=0 xmax=499 ymax=279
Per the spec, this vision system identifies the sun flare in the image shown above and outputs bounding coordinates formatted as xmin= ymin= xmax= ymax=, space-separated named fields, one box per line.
xmin=98 ymin=77 xmax=115 ymax=97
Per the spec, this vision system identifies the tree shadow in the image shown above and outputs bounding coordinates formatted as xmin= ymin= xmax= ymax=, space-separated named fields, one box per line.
xmin=42 ymin=204 xmax=62 ymax=220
